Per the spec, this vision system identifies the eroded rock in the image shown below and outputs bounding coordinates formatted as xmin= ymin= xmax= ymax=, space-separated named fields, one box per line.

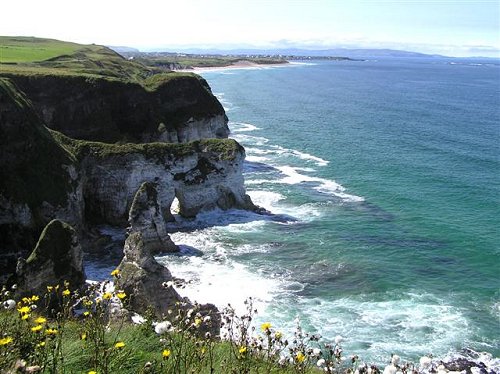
xmin=16 ymin=219 xmax=85 ymax=296
xmin=129 ymin=182 xmax=178 ymax=254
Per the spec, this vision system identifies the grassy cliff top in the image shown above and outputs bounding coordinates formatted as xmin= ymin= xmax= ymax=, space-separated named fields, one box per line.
xmin=0 ymin=36 xmax=149 ymax=82
xmin=52 ymin=130 xmax=244 ymax=162
xmin=0 ymin=36 xmax=209 ymax=88
xmin=0 ymin=36 xmax=81 ymax=63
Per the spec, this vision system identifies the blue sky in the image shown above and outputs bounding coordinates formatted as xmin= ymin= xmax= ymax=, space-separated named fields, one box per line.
xmin=2 ymin=0 xmax=499 ymax=57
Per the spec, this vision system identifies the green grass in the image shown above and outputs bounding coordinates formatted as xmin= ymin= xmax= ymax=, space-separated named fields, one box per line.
xmin=0 ymin=36 xmax=81 ymax=63
xmin=52 ymin=130 xmax=243 ymax=162
xmin=0 ymin=36 xmax=154 ymax=82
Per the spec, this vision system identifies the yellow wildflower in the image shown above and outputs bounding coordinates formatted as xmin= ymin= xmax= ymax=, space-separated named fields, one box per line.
xmin=194 ymin=317 xmax=202 ymax=327
xmin=88 ymin=371 xmax=97 ymax=374
xmin=46 ymin=286 xmax=53 ymax=292
xmin=80 ymin=332 xmax=87 ymax=340
xmin=103 ymin=292 xmax=112 ymax=300
xmin=35 ymin=317 xmax=47 ymax=324
xmin=239 ymin=346 xmax=247 ymax=355
xmin=116 ymin=292 xmax=126 ymax=300
xmin=111 ymin=269 xmax=120 ymax=277
xmin=22 ymin=297 xmax=30 ymax=304
xmin=296 ymin=351 xmax=306 ymax=363
xmin=37 ymin=341 xmax=46 ymax=348
xmin=261 ymin=322 xmax=272 ymax=331
xmin=83 ymin=311 xmax=90 ymax=317
xmin=62 ymin=289 xmax=70 ymax=297
xmin=45 ymin=328 xmax=58 ymax=336
xmin=0 ymin=337 xmax=13 ymax=346
xmin=114 ymin=341 xmax=125 ymax=349
xmin=275 ymin=331 xmax=283 ymax=340
xmin=21 ymin=313 xmax=30 ymax=320
xmin=18 ymin=306 xmax=30 ymax=314
xmin=31 ymin=295 xmax=39 ymax=302
xmin=162 ymin=349 xmax=171 ymax=359
xmin=31 ymin=325 xmax=43 ymax=332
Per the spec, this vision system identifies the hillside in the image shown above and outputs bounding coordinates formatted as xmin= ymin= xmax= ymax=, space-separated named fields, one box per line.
xmin=0 ymin=36 xmax=228 ymax=143
xmin=0 ymin=36 xmax=154 ymax=82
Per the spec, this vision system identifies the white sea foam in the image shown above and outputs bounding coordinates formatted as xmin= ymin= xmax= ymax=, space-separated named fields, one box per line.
xmin=261 ymin=292 xmax=475 ymax=364
xmin=230 ymin=122 xmax=261 ymax=132
xmin=231 ymin=133 xmax=269 ymax=146
xmin=245 ymin=155 xmax=269 ymax=163
xmin=159 ymin=255 xmax=281 ymax=315
xmin=276 ymin=165 xmax=364 ymax=202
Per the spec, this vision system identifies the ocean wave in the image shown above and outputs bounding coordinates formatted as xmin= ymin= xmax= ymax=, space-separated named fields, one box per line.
xmin=230 ymin=121 xmax=261 ymax=132
xmin=276 ymin=165 xmax=364 ymax=202
xmin=269 ymin=145 xmax=330 ymax=167
xmin=160 ymin=256 xmax=280 ymax=313
xmin=261 ymin=291 xmax=476 ymax=364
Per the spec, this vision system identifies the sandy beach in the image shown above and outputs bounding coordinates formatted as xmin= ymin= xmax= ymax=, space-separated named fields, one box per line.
xmin=175 ymin=59 xmax=289 ymax=73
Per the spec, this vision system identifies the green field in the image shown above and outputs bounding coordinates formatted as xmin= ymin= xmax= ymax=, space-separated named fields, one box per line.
xmin=0 ymin=36 xmax=82 ymax=63
xmin=0 ymin=36 xmax=158 ymax=82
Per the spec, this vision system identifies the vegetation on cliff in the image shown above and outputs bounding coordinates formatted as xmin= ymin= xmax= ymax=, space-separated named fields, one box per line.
xmin=0 ymin=78 xmax=76 ymax=209
xmin=1 ymin=37 xmax=228 ymax=143
xmin=52 ymin=130 xmax=243 ymax=162
xmin=0 ymin=283 xmax=387 ymax=374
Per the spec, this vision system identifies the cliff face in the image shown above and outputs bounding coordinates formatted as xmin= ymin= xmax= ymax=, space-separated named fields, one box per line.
xmin=0 ymin=78 xmax=254 ymax=280
xmin=0 ymin=79 xmax=84 ymax=276
xmin=6 ymin=73 xmax=229 ymax=143
xmin=55 ymin=135 xmax=254 ymax=226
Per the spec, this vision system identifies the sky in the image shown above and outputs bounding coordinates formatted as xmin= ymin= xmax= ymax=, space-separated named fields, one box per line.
xmin=2 ymin=0 xmax=499 ymax=57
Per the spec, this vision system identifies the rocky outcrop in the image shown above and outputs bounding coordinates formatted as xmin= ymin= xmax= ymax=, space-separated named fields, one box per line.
xmin=115 ymin=231 xmax=220 ymax=330
xmin=5 ymin=73 xmax=229 ymax=144
xmin=56 ymin=135 xmax=257 ymax=225
xmin=16 ymin=219 xmax=85 ymax=296
xmin=115 ymin=231 xmax=181 ymax=315
xmin=0 ymin=77 xmax=257 ymax=280
xmin=0 ymin=79 xmax=83 ymax=280
xmin=128 ymin=182 xmax=178 ymax=254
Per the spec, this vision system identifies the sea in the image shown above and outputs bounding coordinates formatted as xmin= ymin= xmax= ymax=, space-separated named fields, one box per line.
xmin=88 ymin=57 xmax=500 ymax=365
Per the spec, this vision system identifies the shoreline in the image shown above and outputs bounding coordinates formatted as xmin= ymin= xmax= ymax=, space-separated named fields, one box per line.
xmin=175 ymin=60 xmax=290 ymax=73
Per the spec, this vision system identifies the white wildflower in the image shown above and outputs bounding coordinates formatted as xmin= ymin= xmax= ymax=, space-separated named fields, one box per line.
xmin=154 ymin=320 xmax=172 ymax=334
xmin=383 ymin=364 xmax=397 ymax=374
xmin=3 ymin=299 xmax=16 ymax=310
xmin=317 ymin=358 xmax=326 ymax=367
xmin=313 ymin=348 xmax=322 ymax=357
xmin=278 ymin=356 xmax=287 ymax=365
xmin=203 ymin=315 xmax=211 ymax=323
xmin=131 ymin=313 xmax=146 ymax=325
xmin=391 ymin=355 xmax=401 ymax=365
xmin=419 ymin=356 xmax=432 ymax=368
xmin=437 ymin=364 xmax=447 ymax=374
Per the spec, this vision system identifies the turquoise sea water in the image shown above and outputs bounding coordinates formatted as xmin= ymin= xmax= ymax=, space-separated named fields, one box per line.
xmin=88 ymin=58 xmax=500 ymax=364
xmin=160 ymin=58 xmax=500 ymax=363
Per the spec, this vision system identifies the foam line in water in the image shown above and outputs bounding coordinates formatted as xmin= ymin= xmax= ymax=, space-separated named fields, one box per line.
xmin=276 ymin=166 xmax=364 ymax=202
xmin=230 ymin=122 xmax=261 ymax=132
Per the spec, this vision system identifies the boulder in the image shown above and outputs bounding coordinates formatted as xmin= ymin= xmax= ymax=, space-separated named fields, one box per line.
xmin=16 ymin=219 xmax=85 ymax=295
